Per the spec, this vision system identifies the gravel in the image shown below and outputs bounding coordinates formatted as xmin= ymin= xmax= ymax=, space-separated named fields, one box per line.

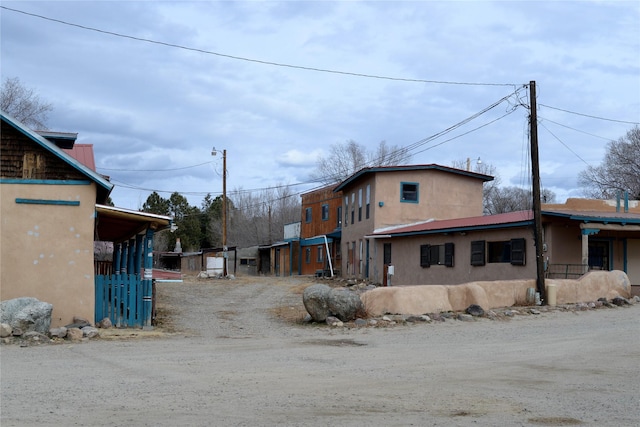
xmin=1 ymin=275 xmax=639 ymax=426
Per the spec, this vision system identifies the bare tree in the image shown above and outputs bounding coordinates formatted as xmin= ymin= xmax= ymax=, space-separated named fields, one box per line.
xmin=578 ymin=126 xmax=640 ymax=199
xmin=451 ymin=158 xmax=501 ymax=215
xmin=311 ymin=140 xmax=412 ymax=185
xmin=1 ymin=77 xmax=53 ymax=129
xmin=485 ymin=186 xmax=556 ymax=215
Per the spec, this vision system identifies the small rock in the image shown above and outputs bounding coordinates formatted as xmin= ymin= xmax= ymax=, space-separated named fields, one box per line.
xmin=0 ymin=323 xmax=12 ymax=338
xmin=457 ymin=313 xmax=474 ymax=322
xmin=368 ymin=319 xmax=378 ymax=326
xmin=611 ymin=297 xmax=630 ymax=306
xmin=66 ymin=327 xmax=83 ymax=341
xmin=12 ymin=327 xmax=24 ymax=337
xmin=325 ymin=316 xmax=343 ymax=327
xmin=23 ymin=331 xmax=51 ymax=344
xmin=633 ymin=296 xmax=640 ymax=303
xmin=82 ymin=326 xmax=99 ymax=338
xmin=382 ymin=316 xmax=392 ymax=322
xmin=302 ymin=314 xmax=313 ymax=323
xmin=354 ymin=318 xmax=367 ymax=326
xmin=98 ymin=318 xmax=112 ymax=329
xmin=440 ymin=312 xmax=453 ymax=319
xmin=530 ymin=309 xmax=541 ymax=315
xmin=597 ymin=297 xmax=608 ymax=304
xmin=594 ymin=300 xmax=604 ymax=307
xmin=588 ymin=302 xmax=596 ymax=308
xmin=466 ymin=304 xmax=485 ymax=317
xmin=406 ymin=315 xmax=427 ymax=322
xmin=73 ymin=316 xmax=91 ymax=325
xmin=576 ymin=303 xmax=589 ymax=311
xmin=49 ymin=327 xmax=68 ymax=338
xmin=486 ymin=310 xmax=497 ymax=319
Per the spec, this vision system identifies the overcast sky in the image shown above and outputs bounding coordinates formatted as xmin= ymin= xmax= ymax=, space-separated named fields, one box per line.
xmin=2 ymin=1 xmax=639 ymax=210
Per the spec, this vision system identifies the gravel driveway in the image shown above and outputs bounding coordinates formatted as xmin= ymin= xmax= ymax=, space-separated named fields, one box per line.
xmin=1 ymin=275 xmax=639 ymax=426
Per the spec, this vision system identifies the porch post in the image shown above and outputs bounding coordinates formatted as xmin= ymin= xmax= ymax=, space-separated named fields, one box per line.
xmin=127 ymin=238 xmax=136 ymax=275
xmin=581 ymin=227 xmax=600 ymax=274
xmin=121 ymin=241 xmax=129 ymax=274
xmin=134 ymin=234 xmax=143 ymax=275
xmin=142 ymin=228 xmax=155 ymax=329
xmin=114 ymin=243 xmax=122 ymax=274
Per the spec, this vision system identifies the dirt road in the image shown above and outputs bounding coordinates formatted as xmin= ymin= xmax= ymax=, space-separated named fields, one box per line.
xmin=1 ymin=276 xmax=639 ymax=426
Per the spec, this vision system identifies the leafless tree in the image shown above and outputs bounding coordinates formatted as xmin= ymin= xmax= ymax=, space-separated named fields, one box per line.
xmin=1 ymin=77 xmax=53 ymax=129
xmin=451 ymin=158 xmax=501 ymax=214
xmin=311 ymin=140 xmax=412 ymax=185
xmin=578 ymin=126 xmax=640 ymax=199
xmin=484 ymin=186 xmax=556 ymax=215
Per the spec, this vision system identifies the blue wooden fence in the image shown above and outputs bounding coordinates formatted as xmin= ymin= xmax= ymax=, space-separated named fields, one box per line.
xmin=95 ymin=273 xmax=148 ymax=328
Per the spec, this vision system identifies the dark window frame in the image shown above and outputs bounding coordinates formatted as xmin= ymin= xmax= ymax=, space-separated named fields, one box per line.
xmin=400 ymin=182 xmax=419 ymax=203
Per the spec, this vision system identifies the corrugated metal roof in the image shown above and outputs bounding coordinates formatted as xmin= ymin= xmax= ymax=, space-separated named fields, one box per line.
xmin=334 ymin=164 xmax=494 ymax=192
xmin=542 ymin=209 xmax=640 ymax=223
xmin=371 ymin=210 xmax=533 ymax=236
xmin=63 ymin=144 xmax=96 ymax=171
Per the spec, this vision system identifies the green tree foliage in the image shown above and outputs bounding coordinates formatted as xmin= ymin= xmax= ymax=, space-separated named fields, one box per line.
xmin=578 ymin=126 xmax=640 ymax=199
xmin=141 ymin=191 xmax=170 ymax=215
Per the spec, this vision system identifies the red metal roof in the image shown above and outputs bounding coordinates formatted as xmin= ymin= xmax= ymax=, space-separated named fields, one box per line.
xmin=372 ymin=210 xmax=533 ymax=236
xmin=63 ymin=144 xmax=96 ymax=171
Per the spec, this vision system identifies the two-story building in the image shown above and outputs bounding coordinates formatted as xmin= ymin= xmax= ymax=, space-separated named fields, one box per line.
xmin=333 ymin=164 xmax=493 ymax=283
xmin=299 ymin=185 xmax=343 ymax=277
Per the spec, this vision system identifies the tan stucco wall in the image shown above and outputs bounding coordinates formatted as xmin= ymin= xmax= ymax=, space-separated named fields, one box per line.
xmin=0 ymin=182 xmax=97 ymax=327
xmin=339 ymin=169 xmax=485 ymax=278
xmin=369 ymin=227 xmax=537 ymax=286
xmin=361 ymin=270 xmax=632 ymax=316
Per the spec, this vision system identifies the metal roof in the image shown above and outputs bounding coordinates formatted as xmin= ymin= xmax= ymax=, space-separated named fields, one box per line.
xmin=541 ymin=209 xmax=640 ymax=224
xmin=95 ymin=204 xmax=171 ymax=243
xmin=370 ymin=210 xmax=533 ymax=237
xmin=334 ymin=164 xmax=494 ymax=192
xmin=63 ymin=144 xmax=96 ymax=171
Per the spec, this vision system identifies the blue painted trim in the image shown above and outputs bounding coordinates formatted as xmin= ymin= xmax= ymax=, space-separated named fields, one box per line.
xmin=582 ymin=228 xmax=600 ymax=236
xmin=400 ymin=181 xmax=419 ymax=204
xmin=15 ymin=198 xmax=80 ymax=206
xmin=1 ymin=178 xmax=92 ymax=185
xmin=301 ymin=236 xmax=333 ymax=246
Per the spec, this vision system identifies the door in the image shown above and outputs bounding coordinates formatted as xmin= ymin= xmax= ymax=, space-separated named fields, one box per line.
xmin=383 ymin=243 xmax=391 ymax=286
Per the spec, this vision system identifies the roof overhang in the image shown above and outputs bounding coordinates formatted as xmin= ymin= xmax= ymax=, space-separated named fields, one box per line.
xmin=95 ymin=204 xmax=171 ymax=243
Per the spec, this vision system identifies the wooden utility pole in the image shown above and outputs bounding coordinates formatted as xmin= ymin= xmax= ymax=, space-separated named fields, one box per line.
xmin=529 ymin=81 xmax=546 ymax=303
xmin=222 ymin=149 xmax=227 ymax=277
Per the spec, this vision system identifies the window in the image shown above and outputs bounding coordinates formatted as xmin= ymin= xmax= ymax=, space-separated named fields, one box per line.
xmin=358 ymin=189 xmax=363 ymax=221
xmin=344 ymin=196 xmax=349 ymax=228
xmin=321 ymin=204 xmax=329 ymax=221
xmin=351 ymin=193 xmax=355 ymax=224
xmin=305 ymin=207 xmax=312 ymax=223
xmin=383 ymin=243 xmax=392 ymax=265
xmin=487 ymin=238 xmax=526 ymax=265
xmin=317 ymin=245 xmax=324 ymax=263
xmin=420 ymin=243 xmax=454 ymax=267
xmin=366 ymin=184 xmax=371 ymax=219
xmin=337 ymin=206 xmax=342 ymax=228
xmin=401 ymin=182 xmax=419 ymax=203
xmin=305 ymin=247 xmax=311 ymax=264
xmin=470 ymin=240 xmax=486 ymax=266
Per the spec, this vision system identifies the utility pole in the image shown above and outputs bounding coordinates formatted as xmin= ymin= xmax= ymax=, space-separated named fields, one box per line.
xmin=212 ymin=147 xmax=228 ymax=277
xmin=529 ymin=81 xmax=546 ymax=303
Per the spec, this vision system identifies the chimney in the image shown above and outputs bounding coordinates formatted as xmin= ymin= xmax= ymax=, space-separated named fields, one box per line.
xmin=174 ymin=238 xmax=182 ymax=253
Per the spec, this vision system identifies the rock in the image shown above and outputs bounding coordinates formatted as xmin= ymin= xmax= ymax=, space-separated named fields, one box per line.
xmin=588 ymin=302 xmax=596 ymax=308
xmin=82 ymin=326 xmax=99 ymax=338
xmin=302 ymin=314 xmax=313 ymax=323
xmin=65 ymin=320 xmax=90 ymax=329
xmin=49 ymin=327 xmax=68 ymax=338
xmin=327 ymin=288 xmax=364 ymax=322
xmin=23 ymin=331 xmax=51 ymax=344
xmin=0 ymin=297 xmax=53 ymax=334
xmin=12 ymin=326 xmax=24 ymax=336
xmin=406 ymin=315 xmax=430 ymax=322
xmin=576 ymin=303 xmax=589 ymax=311
xmin=73 ymin=316 xmax=91 ymax=326
xmin=440 ymin=312 xmax=453 ymax=319
xmin=354 ymin=318 xmax=368 ymax=326
xmin=0 ymin=323 xmax=12 ymax=338
xmin=382 ymin=316 xmax=392 ymax=322
xmin=66 ymin=327 xmax=83 ymax=341
xmin=466 ymin=304 xmax=485 ymax=317
xmin=611 ymin=297 xmax=630 ymax=306
xmin=633 ymin=296 xmax=640 ymax=303
xmin=325 ymin=316 xmax=343 ymax=327
xmin=530 ymin=309 xmax=541 ymax=315
xmin=504 ymin=310 xmax=515 ymax=317
xmin=302 ymin=284 xmax=331 ymax=322
xmin=597 ymin=297 xmax=608 ymax=304
xmin=457 ymin=313 xmax=474 ymax=321
xmin=98 ymin=318 xmax=113 ymax=329
xmin=368 ymin=319 xmax=378 ymax=326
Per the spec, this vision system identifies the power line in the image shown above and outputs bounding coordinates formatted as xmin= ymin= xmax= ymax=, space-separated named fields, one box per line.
xmin=2 ymin=5 xmax=519 ymax=87
xmin=539 ymin=103 xmax=640 ymax=125
xmin=539 ymin=122 xmax=591 ymax=167
xmin=538 ymin=116 xmax=614 ymax=141
xmin=98 ymin=160 xmax=214 ymax=172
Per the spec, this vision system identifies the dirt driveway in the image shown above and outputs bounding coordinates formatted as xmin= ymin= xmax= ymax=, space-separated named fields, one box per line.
xmin=1 ymin=275 xmax=639 ymax=426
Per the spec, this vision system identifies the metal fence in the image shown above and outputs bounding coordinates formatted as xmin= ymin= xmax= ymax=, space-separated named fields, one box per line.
xmin=545 ymin=264 xmax=589 ymax=279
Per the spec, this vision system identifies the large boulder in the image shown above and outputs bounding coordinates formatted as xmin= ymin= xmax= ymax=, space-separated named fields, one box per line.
xmin=303 ymin=284 xmax=331 ymax=322
xmin=0 ymin=297 xmax=53 ymax=334
xmin=303 ymin=284 xmax=364 ymax=322
xmin=327 ymin=288 xmax=364 ymax=322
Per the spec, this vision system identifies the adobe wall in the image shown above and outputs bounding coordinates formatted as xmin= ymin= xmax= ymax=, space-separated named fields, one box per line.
xmin=361 ymin=270 xmax=632 ymax=316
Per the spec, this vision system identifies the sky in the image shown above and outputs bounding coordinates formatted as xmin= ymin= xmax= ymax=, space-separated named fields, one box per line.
xmin=2 ymin=1 xmax=639 ymax=211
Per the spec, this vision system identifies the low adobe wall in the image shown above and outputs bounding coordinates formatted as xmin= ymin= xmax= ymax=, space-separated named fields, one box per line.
xmin=361 ymin=270 xmax=632 ymax=317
